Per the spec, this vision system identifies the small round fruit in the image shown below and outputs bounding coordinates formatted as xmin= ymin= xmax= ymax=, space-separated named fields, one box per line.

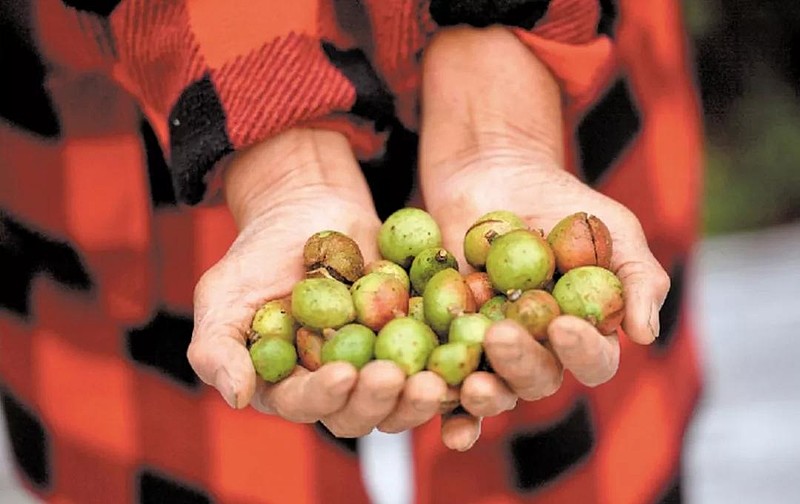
xmin=364 ymin=260 xmax=411 ymax=292
xmin=552 ymin=266 xmax=625 ymax=334
xmin=321 ymin=324 xmax=376 ymax=370
xmin=423 ymin=268 xmax=477 ymax=336
xmin=448 ymin=313 xmax=493 ymax=346
xmin=378 ymin=208 xmax=442 ymax=268
xmin=351 ymin=272 xmax=409 ymax=331
xmin=465 ymin=272 xmax=494 ymax=308
xmin=303 ymin=230 xmax=364 ymax=283
xmin=409 ymin=247 xmax=459 ymax=295
xmin=375 ymin=317 xmax=438 ymax=375
xmin=426 ymin=342 xmax=482 ymax=386
xmin=547 ymin=212 xmax=613 ymax=273
xmin=505 ymin=290 xmax=561 ymax=341
xmin=250 ymin=337 xmax=297 ymax=383
xmin=296 ymin=327 xmax=324 ymax=371
xmin=463 ymin=211 xmax=527 ymax=270
xmin=479 ymin=295 xmax=507 ymax=321
xmin=291 ymin=278 xmax=356 ymax=330
xmin=251 ymin=297 xmax=297 ymax=343
xmin=408 ymin=296 xmax=425 ymax=323
xmin=485 ymin=229 xmax=555 ymax=293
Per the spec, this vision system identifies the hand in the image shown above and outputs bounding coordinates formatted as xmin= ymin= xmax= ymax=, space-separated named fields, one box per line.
xmin=187 ymin=128 xmax=450 ymax=437
xmin=417 ymin=26 xmax=671 ymax=449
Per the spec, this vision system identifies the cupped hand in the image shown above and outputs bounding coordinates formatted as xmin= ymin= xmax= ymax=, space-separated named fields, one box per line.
xmin=187 ymin=128 xmax=449 ymax=437
xmin=417 ymin=26 xmax=671 ymax=449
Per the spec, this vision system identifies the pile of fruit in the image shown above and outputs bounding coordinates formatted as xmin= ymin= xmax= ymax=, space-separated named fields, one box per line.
xmin=247 ymin=208 xmax=625 ymax=386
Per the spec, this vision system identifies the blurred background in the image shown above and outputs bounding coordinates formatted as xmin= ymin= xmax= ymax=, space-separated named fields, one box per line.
xmin=675 ymin=1 xmax=800 ymax=503
xmin=2 ymin=0 xmax=800 ymax=502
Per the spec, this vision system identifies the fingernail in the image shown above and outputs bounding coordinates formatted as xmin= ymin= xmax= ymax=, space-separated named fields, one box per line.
xmin=214 ymin=368 xmax=238 ymax=409
xmin=649 ymin=304 xmax=660 ymax=340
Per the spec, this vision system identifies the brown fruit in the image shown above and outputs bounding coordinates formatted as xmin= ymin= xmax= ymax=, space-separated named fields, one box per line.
xmin=547 ymin=212 xmax=613 ymax=273
xmin=464 ymin=272 xmax=494 ymax=308
xmin=505 ymin=290 xmax=561 ymax=341
xmin=296 ymin=327 xmax=324 ymax=371
xmin=303 ymin=230 xmax=364 ymax=284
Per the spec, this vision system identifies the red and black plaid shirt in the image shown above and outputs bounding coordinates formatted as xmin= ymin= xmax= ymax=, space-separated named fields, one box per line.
xmin=0 ymin=0 xmax=703 ymax=502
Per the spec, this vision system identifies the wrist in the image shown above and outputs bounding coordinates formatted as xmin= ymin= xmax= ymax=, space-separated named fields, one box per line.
xmin=420 ymin=26 xmax=565 ymax=174
xmin=222 ymin=129 xmax=367 ymax=228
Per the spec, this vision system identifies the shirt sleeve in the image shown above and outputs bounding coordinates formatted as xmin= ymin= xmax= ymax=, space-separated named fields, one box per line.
xmin=35 ymin=1 xmax=363 ymax=206
xmin=360 ymin=0 xmax=614 ymax=127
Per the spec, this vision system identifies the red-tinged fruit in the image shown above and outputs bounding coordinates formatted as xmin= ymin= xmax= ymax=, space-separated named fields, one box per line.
xmin=364 ymin=260 xmax=411 ymax=292
xmin=296 ymin=327 xmax=324 ymax=371
xmin=551 ymin=266 xmax=625 ymax=334
xmin=547 ymin=212 xmax=613 ymax=273
xmin=423 ymin=268 xmax=477 ymax=337
xmin=505 ymin=289 xmax=561 ymax=341
xmin=351 ymin=272 xmax=409 ymax=331
xmin=465 ymin=272 xmax=494 ymax=308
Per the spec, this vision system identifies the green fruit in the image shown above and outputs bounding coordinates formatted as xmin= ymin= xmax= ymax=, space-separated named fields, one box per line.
xmin=408 ymin=296 xmax=425 ymax=323
xmin=303 ymin=230 xmax=364 ymax=283
xmin=426 ymin=342 xmax=482 ymax=386
xmin=296 ymin=327 xmax=324 ymax=371
xmin=485 ymin=229 xmax=555 ymax=293
xmin=251 ymin=297 xmax=297 ymax=343
xmin=321 ymin=324 xmax=376 ymax=370
xmin=479 ymin=295 xmax=508 ymax=321
xmin=463 ymin=210 xmax=527 ymax=270
xmin=378 ymin=208 xmax=442 ymax=268
xmin=552 ymin=266 xmax=625 ymax=334
xmin=250 ymin=337 xmax=297 ymax=383
xmin=364 ymin=260 xmax=411 ymax=292
xmin=448 ymin=313 xmax=492 ymax=346
xmin=505 ymin=289 xmax=560 ymax=341
xmin=375 ymin=317 xmax=438 ymax=375
xmin=423 ymin=268 xmax=477 ymax=337
xmin=351 ymin=272 xmax=409 ymax=331
xmin=291 ymin=278 xmax=356 ymax=330
xmin=409 ymin=247 xmax=459 ymax=295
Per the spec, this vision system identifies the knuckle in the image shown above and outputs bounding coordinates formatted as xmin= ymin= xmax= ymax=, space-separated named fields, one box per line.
xmin=655 ymin=269 xmax=672 ymax=297
xmin=324 ymin=420 xmax=369 ymax=439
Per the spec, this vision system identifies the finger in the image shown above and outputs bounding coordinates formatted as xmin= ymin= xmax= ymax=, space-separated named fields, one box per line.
xmin=441 ymin=408 xmax=482 ymax=452
xmin=187 ymin=302 xmax=258 ymax=408
xmin=482 ymin=320 xmax=563 ymax=401
xmin=253 ymin=362 xmax=358 ymax=422
xmin=548 ymin=315 xmax=620 ymax=387
xmin=614 ymin=250 xmax=672 ymax=344
xmin=377 ymin=371 xmax=448 ymax=433
xmin=321 ymin=360 xmax=406 ymax=438
xmin=459 ymin=372 xmax=517 ymax=418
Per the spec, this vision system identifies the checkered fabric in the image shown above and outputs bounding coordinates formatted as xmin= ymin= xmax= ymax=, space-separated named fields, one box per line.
xmin=0 ymin=0 xmax=703 ymax=502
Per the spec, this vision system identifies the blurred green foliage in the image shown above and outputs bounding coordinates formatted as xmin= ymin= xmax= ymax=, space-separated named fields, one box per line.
xmin=683 ymin=0 xmax=800 ymax=235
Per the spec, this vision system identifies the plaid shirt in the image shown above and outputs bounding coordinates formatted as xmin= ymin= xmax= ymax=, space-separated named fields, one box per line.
xmin=0 ymin=0 xmax=702 ymax=502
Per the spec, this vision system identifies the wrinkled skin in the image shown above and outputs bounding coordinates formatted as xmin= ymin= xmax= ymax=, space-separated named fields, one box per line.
xmin=188 ymin=27 xmax=671 ymax=451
